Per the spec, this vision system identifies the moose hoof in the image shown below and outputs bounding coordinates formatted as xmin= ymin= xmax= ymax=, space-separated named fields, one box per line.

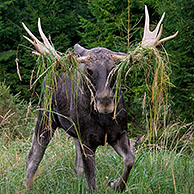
xmin=108 ymin=179 xmax=124 ymax=192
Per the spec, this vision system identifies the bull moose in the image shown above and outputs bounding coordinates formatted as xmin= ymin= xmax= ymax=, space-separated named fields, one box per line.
xmin=22 ymin=5 xmax=178 ymax=193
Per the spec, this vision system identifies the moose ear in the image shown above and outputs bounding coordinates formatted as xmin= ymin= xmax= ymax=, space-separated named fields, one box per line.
xmin=74 ymin=44 xmax=89 ymax=56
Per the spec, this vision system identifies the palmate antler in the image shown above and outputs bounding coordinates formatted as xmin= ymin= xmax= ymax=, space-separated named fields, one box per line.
xmin=22 ymin=18 xmax=89 ymax=63
xmin=112 ymin=5 xmax=179 ymax=60
xmin=22 ymin=18 xmax=61 ymax=60
xmin=141 ymin=5 xmax=178 ymax=47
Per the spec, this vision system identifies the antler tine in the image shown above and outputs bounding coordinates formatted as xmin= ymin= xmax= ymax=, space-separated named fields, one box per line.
xmin=155 ymin=24 xmax=163 ymax=43
xmin=153 ymin=12 xmax=165 ymax=38
xmin=22 ymin=22 xmax=42 ymax=45
xmin=23 ymin=35 xmax=35 ymax=45
xmin=23 ymin=19 xmax=61 ymax=59
xmin=144 ymin=5 xmax=150 ymax=36
xmin=23 ymin=23 xmax=49 ymax=56
xmin=156 ymin=31 xmax=179 ymax=46
xmin=38 ymin=18 xmax=57 ymax=56
xmin=111 ymin=54 xmax=126 ymax=61
xmin=77 ymin=55 xmax=90 ymax=63
xmin=143 ymin=5 xmax=165 ymax=40
xmin=37 ymin=18 xmax=61 ymax=59
xmin=38 ymin=18 xmax=51 ymax=49
xmin=144 ymin=5 xmax=165 ymax=38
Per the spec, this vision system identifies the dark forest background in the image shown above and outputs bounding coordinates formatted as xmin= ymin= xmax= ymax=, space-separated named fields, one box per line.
xmin=0 ymin=0 xmax=193 ymax=122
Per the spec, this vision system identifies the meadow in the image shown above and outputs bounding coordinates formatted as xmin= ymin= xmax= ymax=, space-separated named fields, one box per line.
xmin=0 ymin=127 xmax=193 ymax=194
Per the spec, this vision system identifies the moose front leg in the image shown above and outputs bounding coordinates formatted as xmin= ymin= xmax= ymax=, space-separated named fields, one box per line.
xmin=26 ymin=111 xmax=57 ymax=189
xmin=26 ymin=132 xmax=47 ymax=189
xmin=73 ymin=138 xmax=84 ymax=177
xmin=109 ymin=131 xmax=135 ymax=192
xmin=82 ymin=145 xmax=97 ymax=193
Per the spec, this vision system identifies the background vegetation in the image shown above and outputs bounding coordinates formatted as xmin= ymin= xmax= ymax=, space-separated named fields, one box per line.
xmin=0 ymin=0 xmax=193 ymax=193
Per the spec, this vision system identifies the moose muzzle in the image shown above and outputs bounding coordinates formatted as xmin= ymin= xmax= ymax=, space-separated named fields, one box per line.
xmin=96 ymin=89 xmax=114 ymax=114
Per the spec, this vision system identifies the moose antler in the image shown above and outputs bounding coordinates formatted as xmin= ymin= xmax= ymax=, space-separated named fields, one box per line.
xmin=112 ymin=5 xmax=178 ymax=60
xmin=141 ymin=5 xmax=178 ymax=47
xmin=22 ymin=18 xmax=89 ymax=63
xmin=22 ymin=18 xmax=61 ymax=60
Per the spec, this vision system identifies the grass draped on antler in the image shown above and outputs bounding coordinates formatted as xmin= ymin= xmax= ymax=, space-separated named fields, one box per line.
xmin=31 ymin=48 xmax=96 ymax=156
xmin=31 ymin=49 xmax=82 ymax=147
xmin=110 ymin=44 xmax=171 ymax=144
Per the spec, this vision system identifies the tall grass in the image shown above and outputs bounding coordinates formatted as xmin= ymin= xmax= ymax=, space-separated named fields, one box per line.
xmin=0 ymin=130 xmax=193 ymax=194
xmin=30 ymin=49 xmax=82 ymax=128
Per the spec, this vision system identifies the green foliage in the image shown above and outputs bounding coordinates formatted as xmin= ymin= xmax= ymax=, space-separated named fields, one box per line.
xmin=165 ymin=0 xmax=194 ymax=122
xmin=78 ymin=0 xmax=126 ymax=50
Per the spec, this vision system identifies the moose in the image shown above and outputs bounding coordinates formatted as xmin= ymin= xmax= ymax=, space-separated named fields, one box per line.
xmin=23 ymin=5 xmax=178 ymax=193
